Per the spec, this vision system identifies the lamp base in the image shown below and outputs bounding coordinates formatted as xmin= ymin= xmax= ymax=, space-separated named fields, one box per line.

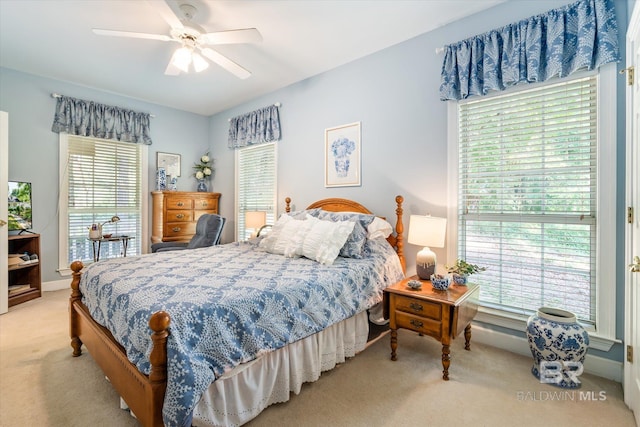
xmin=416 ymin=247 xmax=436 ymax=280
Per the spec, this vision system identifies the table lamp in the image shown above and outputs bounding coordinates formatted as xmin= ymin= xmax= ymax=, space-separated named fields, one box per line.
xmin=407 ymin=215 xmax=447 ymax=280
xmin=245 ymin=211 xmax=266 ymax=238
xmin=101 ymin=215 xmax=120 ymax=227
xmin=99 ymin=215 xmax=120 ymax=237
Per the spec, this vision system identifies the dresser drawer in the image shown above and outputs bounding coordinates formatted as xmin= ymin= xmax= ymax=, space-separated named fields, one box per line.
xmin=195 ymin=198 xmax=217 ymax=210
xmin=164 ymin=222 xmax=196 ymax=238
xmin=395 ymin=311 xmax=442 ymax=339
xmin=394 ymin=295 xmax=442 ymax=320
xmin=194 ymin=210 xmax=216 ymax=221
xmin=165 ymin=210 xmax=193 ymax=222
xmin=166 ymin=198 xmax=193 ymax=209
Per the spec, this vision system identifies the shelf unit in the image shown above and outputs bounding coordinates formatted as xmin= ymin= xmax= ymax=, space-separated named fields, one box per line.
xmin=8 ymin=233 xmax=41 ymax=306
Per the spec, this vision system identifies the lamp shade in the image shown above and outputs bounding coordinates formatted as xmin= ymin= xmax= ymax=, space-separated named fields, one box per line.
xmin=245 ymin=211 xmax=266 ymax=229
xmin=407 ymin=215 xmax=447 ymax=248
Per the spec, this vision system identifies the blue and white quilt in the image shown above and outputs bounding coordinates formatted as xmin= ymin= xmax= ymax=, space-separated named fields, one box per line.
xmin=79 ymin=238 xmax=404 ymax=426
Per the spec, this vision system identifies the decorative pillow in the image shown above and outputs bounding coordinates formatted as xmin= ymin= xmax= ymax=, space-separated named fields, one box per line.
xmin=300 ymin=215 xmax=355 ymax=265
xmin=315 ymin=211 xmax=375 ymax=258
xmin=274 ymin=218 xmax=313 ymax=257
xmin=258 ymin=214 xmax=294 ymax=253
xmin=368 ymin=217 xmax=393 ymax=239
xmin=286 ymin=208 xmax=321 ymax=220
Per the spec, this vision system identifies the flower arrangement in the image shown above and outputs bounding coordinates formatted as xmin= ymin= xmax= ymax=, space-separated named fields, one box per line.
xmin=193 ymin=152 xmax=213 ymax=180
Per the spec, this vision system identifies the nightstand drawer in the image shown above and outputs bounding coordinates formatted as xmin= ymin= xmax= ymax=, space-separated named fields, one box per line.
xmin=394 ymin=295 xmax=442 ymax=320
xmin=395 ymin=311 xmax=442 ymax=339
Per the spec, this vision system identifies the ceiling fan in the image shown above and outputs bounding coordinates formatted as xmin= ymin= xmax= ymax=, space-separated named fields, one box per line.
xmin=92 ymin=0 xmax=261 ymax=78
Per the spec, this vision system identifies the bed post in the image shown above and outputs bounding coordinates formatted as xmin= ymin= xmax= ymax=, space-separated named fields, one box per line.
xmin=148 ymin=311 xmax=170 ymax=425
xmin=70 ymin=260 xmax=84 ymax=357
xmin=395 ymin=195 xmax=405 ymax=273
xmin=285 ymin=197 xmax=291 ymax=213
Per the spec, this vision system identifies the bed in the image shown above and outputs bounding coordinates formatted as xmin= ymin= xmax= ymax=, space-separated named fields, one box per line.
xmin=69 ymin=196 xmax=406 ymax=426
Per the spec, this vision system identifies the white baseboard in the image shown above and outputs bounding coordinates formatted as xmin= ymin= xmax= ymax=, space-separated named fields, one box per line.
xmin=471 ymin=322 xmax=623 ymax=383
xmin=42 ymin=278 xmax=71 ymax=292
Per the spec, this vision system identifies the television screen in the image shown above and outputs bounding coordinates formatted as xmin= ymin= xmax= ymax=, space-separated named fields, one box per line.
xmin=8 ymin=181 xmax=32 ymax=232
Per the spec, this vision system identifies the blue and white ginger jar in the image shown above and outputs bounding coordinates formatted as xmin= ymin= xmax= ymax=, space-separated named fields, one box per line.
xmin=526 ymin=307 xmax=589 ymax=389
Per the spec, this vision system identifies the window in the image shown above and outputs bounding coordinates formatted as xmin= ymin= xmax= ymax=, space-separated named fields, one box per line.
xmin=235 ymin=143 xmax=277 ymax=241
xmin=449 ymin=67 xmax=616 ymax=342
xmin=58 ymin=134 xmax=148 ymax=271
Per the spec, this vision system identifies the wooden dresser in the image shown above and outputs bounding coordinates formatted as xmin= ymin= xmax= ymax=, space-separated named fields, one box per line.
xmin=151 ymin=191 xmax=221 ymax=243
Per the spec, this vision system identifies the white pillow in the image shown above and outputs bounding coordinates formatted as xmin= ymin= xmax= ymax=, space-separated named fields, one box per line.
xmin=367 ymin=217 xmax=393 ymax=239
xmin=258 ymin=214 xmax=294 ymax=253
xmin=278 ymin=218 xmax=313 ymax=257
xmin=301 ymin=215 xmax=355 ymax=265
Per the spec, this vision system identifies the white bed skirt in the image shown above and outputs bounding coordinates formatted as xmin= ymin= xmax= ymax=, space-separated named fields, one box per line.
xmin=191 ymin=310 xmax=370 ymax=427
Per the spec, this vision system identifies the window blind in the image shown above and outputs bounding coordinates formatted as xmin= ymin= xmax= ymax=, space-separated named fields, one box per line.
xmin=457 ymin=76 xmax=597 ymax=324
xmin=66 ymin=136 xmax=143 ymax=263
xmin=236 ymin=143 xmax=277 ymax=241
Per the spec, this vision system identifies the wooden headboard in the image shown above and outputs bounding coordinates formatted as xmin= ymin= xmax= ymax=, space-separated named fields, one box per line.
xmin=284 ymin=196 xmax=405 ymax=272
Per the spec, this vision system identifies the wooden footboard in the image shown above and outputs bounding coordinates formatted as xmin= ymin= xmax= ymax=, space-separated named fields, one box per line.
xmin=69 ymin=261 xmax=169 ymax=427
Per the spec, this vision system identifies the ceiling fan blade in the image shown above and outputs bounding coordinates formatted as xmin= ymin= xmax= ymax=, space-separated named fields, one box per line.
xmin=146 ymin=0 xmax=184 ymax=30
xmin=164 ymin=61 xmax=182 ymax=76
xmin=201 ymin=28 xmax=263 ymax=45
xmin=93 ymin=28 xmax=172 ymax=42
xmin=200 ymin=47 xmax=251 ymax=79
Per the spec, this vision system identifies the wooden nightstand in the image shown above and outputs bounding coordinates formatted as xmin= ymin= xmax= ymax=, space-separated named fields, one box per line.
xmin=384 ymin=276 xmax=480 ymax=380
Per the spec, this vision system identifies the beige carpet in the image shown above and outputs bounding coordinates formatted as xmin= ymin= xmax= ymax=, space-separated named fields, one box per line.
xmin=0 ymin=290 xmax=635 ymax=427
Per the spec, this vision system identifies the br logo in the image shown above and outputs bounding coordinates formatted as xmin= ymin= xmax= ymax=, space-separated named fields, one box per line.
xmin=539 ymin=360 xmax=584 ymax=385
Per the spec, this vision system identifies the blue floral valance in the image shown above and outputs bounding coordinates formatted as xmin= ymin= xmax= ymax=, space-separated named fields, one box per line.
xmin=51 ymin=95 xmax=152 ymax=145
xmin=439 ymin=0 xmax=620 ymax=101
xmin=228 ymin=104 xmax=281 ymax=149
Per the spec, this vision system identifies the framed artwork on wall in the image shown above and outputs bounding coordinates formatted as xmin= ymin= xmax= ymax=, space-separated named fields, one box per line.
xmin=156 ymin=152 xmax=181 ymax=177
xmin=324 ymin=122 xmax=361 ymax=187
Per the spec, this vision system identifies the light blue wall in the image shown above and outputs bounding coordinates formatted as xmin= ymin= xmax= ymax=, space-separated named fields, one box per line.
xmin=209 ymin=0 xmax=629 ymax=362
xmin=0 ymin=67 xmax=210 ymax=282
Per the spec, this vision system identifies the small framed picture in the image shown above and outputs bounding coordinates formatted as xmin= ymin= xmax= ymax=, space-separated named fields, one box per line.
xmin=325 ymin=122 xmax=361 ymax=187
xmin=156 ymin=152 xmax=181 ymax=177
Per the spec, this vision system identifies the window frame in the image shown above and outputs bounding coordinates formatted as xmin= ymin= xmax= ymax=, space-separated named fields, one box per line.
xmin=447 ymin=64 xmax=618 ymax=350
xmin=57 ymin=133 xmax=149 ymax=275
xmin=234 ymin=142 xmax=278 ymax=242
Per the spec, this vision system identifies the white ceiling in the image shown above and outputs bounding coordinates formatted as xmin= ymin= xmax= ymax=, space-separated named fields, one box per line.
xmin=0 ymin=0 xmax=504 ymax=116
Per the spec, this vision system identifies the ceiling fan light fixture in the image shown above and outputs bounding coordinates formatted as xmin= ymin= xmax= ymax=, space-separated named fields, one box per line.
xmin=192 ymin=52 xmax=209 ymax=72
xmin=172 ymin=46 xmax=192 ymax=73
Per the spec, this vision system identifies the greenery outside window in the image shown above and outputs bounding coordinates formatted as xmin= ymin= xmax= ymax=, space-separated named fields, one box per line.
xmin=448 ymin=66 xmax=616 ymax=347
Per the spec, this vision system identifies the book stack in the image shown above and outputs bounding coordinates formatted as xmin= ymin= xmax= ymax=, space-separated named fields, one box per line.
xmin=8 ymin=284 xmax=32 ymax=296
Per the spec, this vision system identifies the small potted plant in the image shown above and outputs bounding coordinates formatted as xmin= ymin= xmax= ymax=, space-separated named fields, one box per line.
xmin=446 ymin=259 xmax=486 ymax=285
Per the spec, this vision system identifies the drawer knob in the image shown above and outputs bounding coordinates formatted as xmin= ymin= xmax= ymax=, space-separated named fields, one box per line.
xmin=201 ymin=202 xmax=208 ymax=207
xmin=177 ymin=202 xmax=184 ymax=207
xmin=410 ymin=319 xmax=424 ymax=328
xmin=176 ymin=214 xmax=184 ymax=219
xmin=410 ymin=302 xmax=423 ymax=312
xmin=172 ymin=227 xmax=181 ymax=232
